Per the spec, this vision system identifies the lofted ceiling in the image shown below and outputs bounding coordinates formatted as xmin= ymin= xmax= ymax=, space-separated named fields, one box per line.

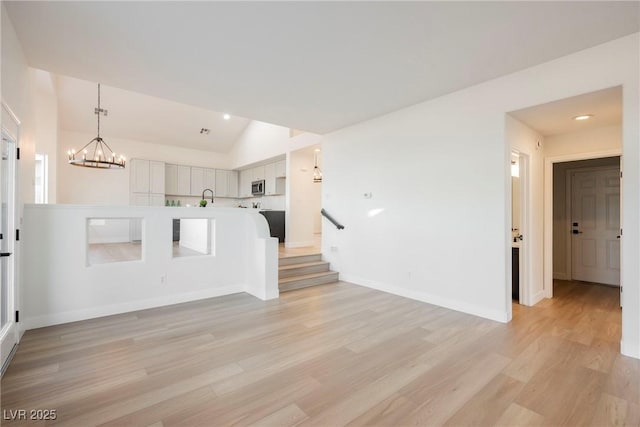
xmin=509 ymin=86 xmax=622 ymax=136
xmin=56 ymin=75 xmax=251 ymax=153
xmin=5 ymin=1 xmax=640 ymax=134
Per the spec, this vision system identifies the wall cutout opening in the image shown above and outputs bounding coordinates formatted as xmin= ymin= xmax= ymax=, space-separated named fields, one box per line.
xmin=173 ymin=218 xmax=214 ymax=257
xmin=87 ymin=218 xmax=143 ymax=265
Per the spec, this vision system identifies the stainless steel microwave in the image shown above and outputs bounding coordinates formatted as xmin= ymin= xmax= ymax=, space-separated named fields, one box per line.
xmin=251 ymin=180 xmax=265 ymax=196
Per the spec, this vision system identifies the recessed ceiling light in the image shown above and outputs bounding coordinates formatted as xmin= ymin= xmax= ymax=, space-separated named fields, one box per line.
xmin=223 ymin=113 xmax=231 ymax=120
xmin=314 ymin=148 xmax=321 ymax=152
xmin=574 ymin=114 xmax=593 ymax=121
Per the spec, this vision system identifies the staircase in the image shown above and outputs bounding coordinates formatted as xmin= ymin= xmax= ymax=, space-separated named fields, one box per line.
xmin=279 ymin=253 xmax=339 ymax=292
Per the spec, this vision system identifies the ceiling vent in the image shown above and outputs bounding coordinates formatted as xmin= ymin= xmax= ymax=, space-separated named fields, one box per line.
xmin=200 ymin=128 xmax=210 ymax=135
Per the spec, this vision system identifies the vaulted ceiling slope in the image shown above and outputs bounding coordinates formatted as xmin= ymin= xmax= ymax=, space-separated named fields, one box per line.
xmin=5 ymin=1 xmax=639 ymax=134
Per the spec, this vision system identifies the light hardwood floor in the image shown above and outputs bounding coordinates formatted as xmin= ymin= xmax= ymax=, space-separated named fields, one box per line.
xmin=1 ymin=280 xmax=638 ymax=426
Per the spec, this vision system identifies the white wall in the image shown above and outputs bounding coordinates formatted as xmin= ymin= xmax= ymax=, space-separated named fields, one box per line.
xmin=57 ymin=130 xmax=233 ymax=205
xmin=545 ymin=124 xmax=622 ymax=158
xmin=229 ymin=120 xmax=321 ymax=169
xmin=322 ymin=34 xmax=640 ymax=358
xmin=21 ymin=205 xmax=278 ymax=329
xmin=506 ymin=116 xmax=545 ymax=306
xmin=287 ymin=145 xmax=322 ymax=247
xmin=32 ymin=69 xmax=58 ymax=203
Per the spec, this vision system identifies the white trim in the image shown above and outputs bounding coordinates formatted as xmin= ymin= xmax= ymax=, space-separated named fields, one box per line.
xmin=340 ymin=274 xmax=510 ymax=323
xmin=621 ymin=340 xmax=640 ymax=359
xmin=530 ymin=290 xmax=545 ymax=306
xmin=543 ymin=149 xmax=622 ymax=299
xmin=22 ymin=285 xmax=244 ymax=330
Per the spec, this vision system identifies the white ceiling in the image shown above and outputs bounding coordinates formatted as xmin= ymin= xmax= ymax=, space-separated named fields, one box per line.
xmin=509 ymin=86 xmax=622 ymax=136
xmin=5 ymin=2 xmax=639 ymax=134
xmin=56 ymin=75 xmax=251 ymax=153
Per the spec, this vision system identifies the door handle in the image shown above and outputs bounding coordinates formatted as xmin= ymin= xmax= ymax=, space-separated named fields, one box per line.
xmin=572 ymin=230 xmax=583 ymax=234
xmin=0 ymin=252 xmax=12 ymax=257
xmin=617 ymin=235 xmax=621 ymax=239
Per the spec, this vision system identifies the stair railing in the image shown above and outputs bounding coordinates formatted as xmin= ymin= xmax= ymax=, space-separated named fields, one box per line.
xmin=321 ymin=209 xmax=345 ymax=230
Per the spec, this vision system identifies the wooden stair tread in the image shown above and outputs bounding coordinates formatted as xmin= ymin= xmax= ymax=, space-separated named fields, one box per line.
xmin=278 ymin=271 xmax=339 ymax=284
xmin=279 ymin=261 xmax=329 ymax=270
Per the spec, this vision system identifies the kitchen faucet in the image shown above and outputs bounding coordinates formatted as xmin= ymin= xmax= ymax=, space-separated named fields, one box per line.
xmin=202 ymin=189 xmax=214 ymax=204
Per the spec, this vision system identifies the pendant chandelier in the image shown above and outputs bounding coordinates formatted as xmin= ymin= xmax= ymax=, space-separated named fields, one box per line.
xmin=68 ymin=83 xmax=125 ymax=169
xmin=313 ymin=149 xmax=322 ymax=183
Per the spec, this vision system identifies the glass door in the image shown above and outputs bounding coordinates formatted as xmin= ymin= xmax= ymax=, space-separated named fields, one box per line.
xmin=0 ymin=130 xmax=17 ymax=376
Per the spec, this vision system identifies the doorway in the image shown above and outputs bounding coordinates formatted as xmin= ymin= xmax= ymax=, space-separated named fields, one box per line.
xmin=552 ymin=157 xmax=621 ymax=291
xmin=0 ymin=104 xmax=19 ymax=376
xmin=510 ymin=150 xmax=529 ymax=306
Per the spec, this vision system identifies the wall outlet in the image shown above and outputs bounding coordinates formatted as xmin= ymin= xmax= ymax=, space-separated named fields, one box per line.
xmin=330 ymin=246 xmax=339 ymax=252
xmin=160 ymin=275 xmax=167 ymax=284
xmin=364 ymin=192 xmax=373 ymax=199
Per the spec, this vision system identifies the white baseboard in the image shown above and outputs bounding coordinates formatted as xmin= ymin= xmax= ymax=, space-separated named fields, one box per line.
xmin=529 ymin=291 xmax=545 ymax=306
xmin=23 ymin=285 xmax=244 ymax=330
xmin=285 ymin=240 xmax=315 ymax=248
xmin=621 ymin=340 xmax=640 ymax=359
xmin=339 ymin=274 xmax=509 ymax=323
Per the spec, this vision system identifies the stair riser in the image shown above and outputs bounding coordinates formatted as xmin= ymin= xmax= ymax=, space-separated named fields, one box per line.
xmin=279 ymin=272 xmax=339 ymax=292
xmin=279 ymin=263 xmax=330 ymax=278
xmin=279 ymin=254 xmax=322 ymax=266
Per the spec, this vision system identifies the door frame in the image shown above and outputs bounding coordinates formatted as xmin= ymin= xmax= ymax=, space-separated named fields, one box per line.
xmin=0 ymin=101 xmax=21 ymax=376
xmin=543 ymin=149 xmax=621 ymax=299
xmin=510 ymin=150 xmax=530 ymax=306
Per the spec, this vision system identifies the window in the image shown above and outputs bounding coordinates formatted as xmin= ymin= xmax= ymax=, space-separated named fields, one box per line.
xmin=35 ymin=153 xmax=48 ymax=204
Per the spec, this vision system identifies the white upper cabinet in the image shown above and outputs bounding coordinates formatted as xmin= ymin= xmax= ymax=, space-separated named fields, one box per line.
xmin=131 ymin=159 xmax=165 ymax=194
xmin=239 ymin=169 xmax=252 ymax=198
xmin=215 ymin=169 xmax=229 ymax=197
xmin=190 ymin=167 xmax=204 ymax=197
xmin=264 ymin=163 xmax=276 ymax=195
xmin=177 ymin=165 xmax=191 ymax=196
xmin=165 ymin=164 xmax=178 ymax=195
xmin=252 ymin=166 xmax=265 ymax=182
xmin=275 ymin=160 xmax=286 ymax=178
xmin=149 ymin=161 xmax=165 ymax=194
xmin=228 ymin=170 xmax=238 ymax=198
xmin=203 ymin=168 xmax=216 ymax=194
xmin=130 ymin=159 xmax=150 ymax=193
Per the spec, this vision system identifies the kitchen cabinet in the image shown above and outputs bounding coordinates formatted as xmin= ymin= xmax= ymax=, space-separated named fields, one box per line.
xmin=264 ymin=163 xmax=276 ymax=195
xmin=203 ymin=168 xmax=216 ymax=193
xmin=130 ymin=193 xmax=164 ymax=207
xmin=215 ymin=169 xmax=229 ymax=197
xmin=130 ymin=159 xmax=150 ymax=193
xmin=191 ymin=167 xmax=216 ymax=197
xmin=131 ymin=159 xmax=165 ymax=194
xmin=149 ymin=161 xmax=165 ymax=194
xmin=165 ymin=164 xmax=178 ymax=195
xmin=275 ymin=160 xmax=286 ymax=178
xmin=177 ymin=165 xmax=191 ymax=196
xmin=252 ymin=166 xmax=265 ymax=182
xmin=228 ymin=170 xmax=238 ymax=197
xmin=239 ymin=169 xmax=252 ymax=198
xmin=190 ymin=167 xmax=204 ymax=196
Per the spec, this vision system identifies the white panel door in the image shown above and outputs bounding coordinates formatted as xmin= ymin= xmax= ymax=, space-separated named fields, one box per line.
xmin=215 ymin=169 xmax=228 ymax=197
xmin=130 ymin=159 xmax=150 ymax=193
xmin=571 ymin=168 xmax=620 ymax=286
xmin=0 ymin=131 xmax=17 ymax=374
xmin=149 ymin=161 xmax=165 ymax=194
